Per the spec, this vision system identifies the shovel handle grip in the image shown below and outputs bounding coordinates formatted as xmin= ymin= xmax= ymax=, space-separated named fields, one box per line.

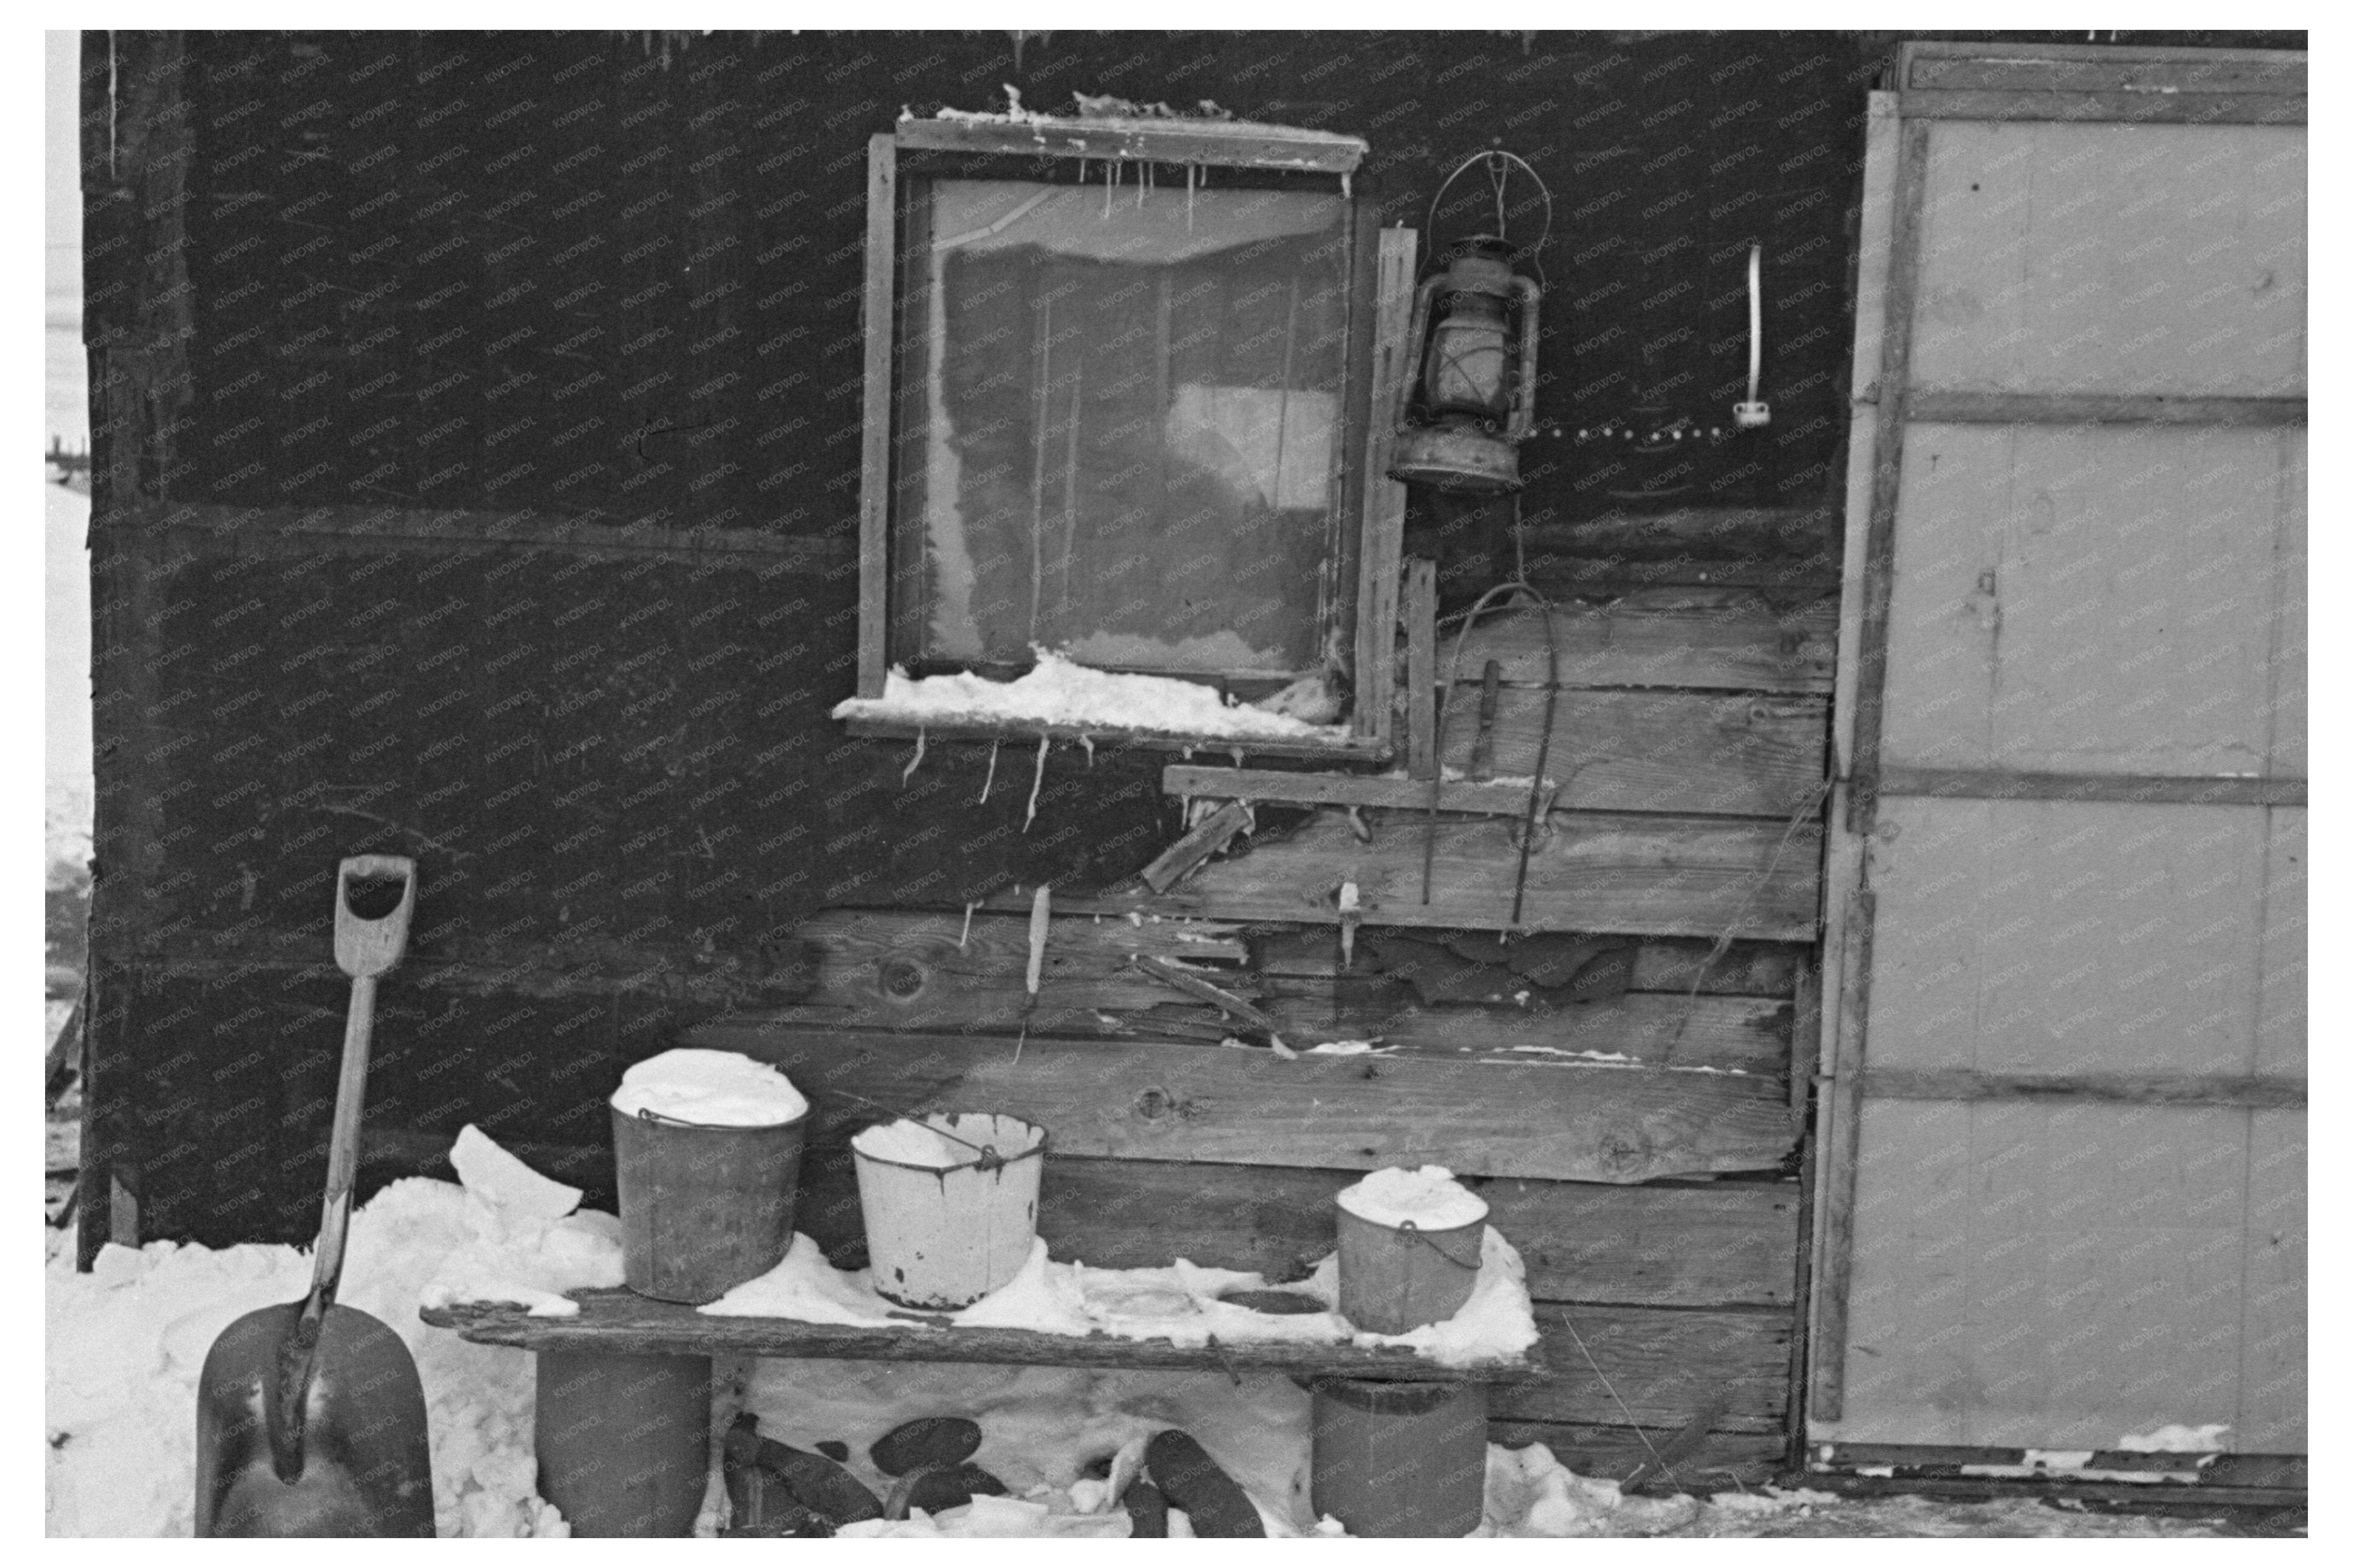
xmin=335 ymin=856 xmax=416 ymax=979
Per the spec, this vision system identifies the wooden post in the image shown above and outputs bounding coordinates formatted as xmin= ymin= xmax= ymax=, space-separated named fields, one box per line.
xmin=1403 ymin=559 xmax=1438 ymax=780
xmin=1351 ymin=229 xmax=1417 ymax=747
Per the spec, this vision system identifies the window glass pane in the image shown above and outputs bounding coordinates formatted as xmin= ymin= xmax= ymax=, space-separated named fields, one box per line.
xmin=906 ymin=178 xmax=1349 ymax=676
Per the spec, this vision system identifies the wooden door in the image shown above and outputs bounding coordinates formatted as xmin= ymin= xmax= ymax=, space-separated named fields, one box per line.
xmin=1809 ymin=43 xmax=2305 ymax=1474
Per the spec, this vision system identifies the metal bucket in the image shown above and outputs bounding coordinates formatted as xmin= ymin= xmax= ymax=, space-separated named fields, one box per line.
xmin=1336 ymin=1205 xmax=1485 ymax=1335
xmin=611 ymin=1101 xmax=807 ymax=1305
xmin=1310 ymin=1377 xmax=1489 ymax=1538
xmin=852 ymin=1112 xmax=1048 ymax=1310
xmin=535 ymin=1350 xmax=713 ymax=1538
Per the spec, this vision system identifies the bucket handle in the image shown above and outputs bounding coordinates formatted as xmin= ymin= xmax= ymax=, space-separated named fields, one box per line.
xmin=830 ymin=1090 xmax=1011 ymax=1172
xmin=1394 ymin=1217 xmax=1485 ymax=1273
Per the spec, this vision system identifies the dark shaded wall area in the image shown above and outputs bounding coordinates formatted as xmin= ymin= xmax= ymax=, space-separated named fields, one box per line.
xmin=85 ymin=30 xmax=1904 ymax=1250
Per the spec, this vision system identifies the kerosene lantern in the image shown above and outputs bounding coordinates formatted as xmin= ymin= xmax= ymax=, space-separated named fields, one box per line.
xmin=1390 ymin=152 xmax=1549 ymax=495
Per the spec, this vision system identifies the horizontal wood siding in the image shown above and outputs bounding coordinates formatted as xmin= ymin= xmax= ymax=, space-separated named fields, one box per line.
xmin=1431 ymin=592 xmax=1835 ymax=694
xmin=686 ymin=1023 xmax=1798 ymax=1185
xmin=1020 ymin=809 xmax=1821 ymax=940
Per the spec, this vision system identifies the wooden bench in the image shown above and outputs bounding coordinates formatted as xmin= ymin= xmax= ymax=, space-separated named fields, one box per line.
xmin=421 ymin=1290 xmax=1542 ymax=1536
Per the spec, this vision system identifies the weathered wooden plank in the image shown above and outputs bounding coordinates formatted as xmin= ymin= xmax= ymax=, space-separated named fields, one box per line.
xmin=1404 ymin=558 xmax=1438 ymax=779
xmin=893 ymin=115 xmax=1369 ymax=173
xmin=841 ymin=715 xmax=1390 ymax=763
xmin=1166 ymin=695 xmax=1826 ymax=820
xmin=1139 ymin=801 xmax=1252 ymax=893
xmin=735 ymin=911 xmax=1796 ymax=1073
xmin=1441 ymin=692 xmax=1826 ymax=817
xmin=1879 ymin=768 xmax=2305 ymax=807
xmin=1259 ymin=983 xmax=1791 ymax=1077
xmin=687 ymin=1023 xmax=1800 ymax=1185
xmin=1252 ymin=929 xmax=1805 ymax=998
xmin=1844 ymin=112 xmax=1928 ymax=837
xmin=858 ymin=133 xmax=897 ymax=697
xmin=1490 ymin=1305 xmax=1789 ymax=1430
xmin=1811 ymin=1474 xmax=2307 ymax=1509
xmin=1041 ymin=807 xmax=1821 ymax=940
xmin=1809 ymin=884 xmax=1872 ymax=1426
xmin=1164 ymin=766 xmax=1556 ymax=819
xmin=1431 ymin=592 xmax=1835 ymax=694
xmin=1899 ymin=41 xmax=2306 ymax=96
xmin=844 ymin=1160 xmax=1795 ymax=1309
xmin=1492 ymin=1422 xmax=1785 ymax=1489
xmin=1525 ymin=553 xmax=1841 ymax=592
xmin=1863 ymin=1070 xmax=2304 ymax=1110
xmin=1907 ymin=391 xmax=2305 ymax=428
xmin=1523 ymin=508 xmax=1829 ymax=562
xmin=1351 ymin=228 xmax=1415 ymax=745
xmin=1820 ymin=1441 xmax=2307 ymax=1487
xmin=422 ymin=1293 xmax=1536 ymax=1381
xmin=1899 ymin=89 xmax=2305 ymax=125
xmin=746 ymin=991 xmax=1789 ymax=1077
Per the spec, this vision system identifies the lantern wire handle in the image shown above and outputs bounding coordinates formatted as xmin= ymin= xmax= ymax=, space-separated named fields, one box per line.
xmin=1425 ymin=149 xmax=1553 ymax=289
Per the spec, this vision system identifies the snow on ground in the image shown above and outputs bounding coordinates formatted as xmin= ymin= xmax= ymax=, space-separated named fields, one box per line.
xmin=43 ymin=1135 xmax=2260 ymax=1539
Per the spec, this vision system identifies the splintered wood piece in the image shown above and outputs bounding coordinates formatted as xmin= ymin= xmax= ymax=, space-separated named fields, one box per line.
xmin=1140 ymin=801 xmax=1253 ymax=893
xmin=1126 ymin=955 xmax=1278 ymax=1034
xmin=421 ymin=1293 xmax=1544 ymax=1382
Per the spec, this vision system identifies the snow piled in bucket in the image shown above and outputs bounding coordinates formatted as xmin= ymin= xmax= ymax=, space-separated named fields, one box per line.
xmin=609 ymin=1047 xmax=808 ymax=1127
xmin=829 ymin=649 xmax=1342 ymax=740
xmin=1335 ymin=1163 xmax=1490 ymax=1230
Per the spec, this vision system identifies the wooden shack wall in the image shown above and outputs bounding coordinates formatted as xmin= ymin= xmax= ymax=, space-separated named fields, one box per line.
xmin=78 ymin=29 xmax=1909 ymax=1480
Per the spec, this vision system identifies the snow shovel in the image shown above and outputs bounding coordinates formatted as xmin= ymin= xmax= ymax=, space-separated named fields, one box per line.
xmin=195 ymin=856 xmax=435 ymax=1536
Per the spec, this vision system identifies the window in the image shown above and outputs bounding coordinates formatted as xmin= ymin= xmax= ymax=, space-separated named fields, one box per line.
xmin=850 ymin=117 xmax=1401 ymax=755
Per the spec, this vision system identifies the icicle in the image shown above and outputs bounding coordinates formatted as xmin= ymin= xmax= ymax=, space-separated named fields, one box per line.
xmin=1137 ymin=158 xmax=1147 ymax=209
xmin=980 ymin=738 xmax=1000 ymax=804
xmin=1025 ymin=884 xmax=1051 ymax=998
xmin=1080 ymin=733 xmax=1095 ymax=767
xmin=901 ymin=728 xmax=927 ymax=784
xmin=1342 ymin=171 xmax=1351 ymax=200
xmin=959 ymin=901 xmax=977 ymax=951
xmin=1022 ymin=733 xmax=1050 ymax=832
xmin=1338 ymin=879 xmax=1361 ymax=970
xmin=1186 ymin=163 xmax=1196 ymax=233
xmin=1103 ymin=158 xmax=1116 ymax=219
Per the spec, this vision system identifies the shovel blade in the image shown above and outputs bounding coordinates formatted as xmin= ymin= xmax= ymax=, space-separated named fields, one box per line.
xmin=196 ymin=1302 xmax=435 ymax=1537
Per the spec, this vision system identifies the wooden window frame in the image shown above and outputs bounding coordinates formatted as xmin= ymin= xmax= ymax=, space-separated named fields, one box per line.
xmin=850 ymin=120 xmax=1408 ymax=761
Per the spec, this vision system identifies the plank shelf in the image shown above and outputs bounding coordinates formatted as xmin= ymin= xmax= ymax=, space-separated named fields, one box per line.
xmin=421 ymin=1291 xmax=1547 ymax=1383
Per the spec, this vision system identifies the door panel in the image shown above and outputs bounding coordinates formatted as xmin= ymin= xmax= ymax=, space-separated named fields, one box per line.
xmin=1909 ymin=121 xmax=2307 ymax=397
xmin=1881 ymin=424 xmax=2301 ymax=776
xmin=1865 ymin=798 xmax=2269 ymax=1075
xmin=1812 ymin=48 xmax=2304 ymax=1465
xmin=1842 ymin=1099 xmax=2262 ymax=1448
